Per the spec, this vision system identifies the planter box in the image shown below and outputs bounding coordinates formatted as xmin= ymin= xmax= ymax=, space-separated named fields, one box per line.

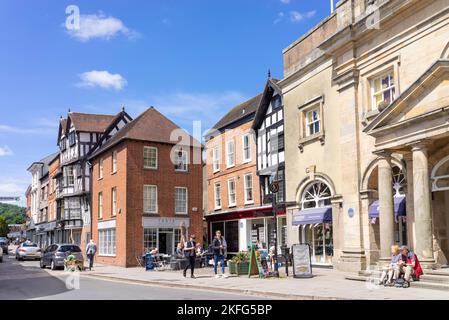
xmin=229 ymin=261 xmax=249 ymax=275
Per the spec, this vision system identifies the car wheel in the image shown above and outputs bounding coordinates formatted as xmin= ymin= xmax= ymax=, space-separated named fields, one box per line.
xmin=50 ymin=260 xmax=57 ymax=271
xmin=0 ymin=257 xmax=3 ymax=263
xmin=40 ymin=259 xmax=45 ymax=269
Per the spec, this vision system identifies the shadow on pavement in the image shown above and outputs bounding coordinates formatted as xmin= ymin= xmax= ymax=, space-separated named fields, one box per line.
xmin=0 ymin=253 xmax=71 ymax=300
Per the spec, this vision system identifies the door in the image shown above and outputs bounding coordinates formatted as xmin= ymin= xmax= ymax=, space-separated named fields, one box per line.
xmin=158 ymin=233 xmax=167 ymax=254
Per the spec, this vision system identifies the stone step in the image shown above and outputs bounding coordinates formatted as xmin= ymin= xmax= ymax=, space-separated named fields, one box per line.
xmin=419 ymin=274 xmax=449 ymax=284
xmin=410 ymin=281 xmax=449 ymax=291
xmin=425 ymin=269 xmax=449 ymax=277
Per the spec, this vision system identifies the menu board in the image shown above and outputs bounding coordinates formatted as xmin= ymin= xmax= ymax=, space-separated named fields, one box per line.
xmin=291 ymin=244 xmax=313 ymax=278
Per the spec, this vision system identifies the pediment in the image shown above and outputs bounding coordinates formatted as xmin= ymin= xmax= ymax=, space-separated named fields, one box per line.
xmin=365 ymin=59 xmax=449 ymax=134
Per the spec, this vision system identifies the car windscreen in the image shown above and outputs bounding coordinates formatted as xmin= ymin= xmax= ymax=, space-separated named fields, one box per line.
xmin=22 ymin=243 xmax=38 ymax=247
xmin=58 ymin=245 xmax=81 ymax=253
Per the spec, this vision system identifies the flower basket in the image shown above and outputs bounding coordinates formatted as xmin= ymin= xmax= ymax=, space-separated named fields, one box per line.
xmin=229 ymin=251 xmax=250 ymax=275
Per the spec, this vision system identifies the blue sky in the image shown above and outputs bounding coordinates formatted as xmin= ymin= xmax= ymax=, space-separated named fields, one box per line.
xmin=0 ymin=0 xmax=331 ymax=205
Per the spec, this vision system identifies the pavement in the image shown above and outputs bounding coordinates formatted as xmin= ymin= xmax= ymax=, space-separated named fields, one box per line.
xmin=83 ymin=263 xmax=449 ymax=300
xmin=0 ymin=250 xmax=264 ymax=300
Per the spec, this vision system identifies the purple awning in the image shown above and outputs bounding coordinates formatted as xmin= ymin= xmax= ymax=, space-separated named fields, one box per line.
xmin=292 ymin=207 xmax=332 ymax=226
xmin=368 ymin=196 xmax=406 ymax=219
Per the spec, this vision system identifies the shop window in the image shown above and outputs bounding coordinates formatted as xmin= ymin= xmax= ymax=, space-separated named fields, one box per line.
xmin=99 ymin=228 xmax=116 ymax=256
xmin=301 ymin=181 xmax=332 ymax=209
xmin=143 ymin=228 xmax=157 ymax=252
xmin=224 ymin=221 xmax=239 ymax=253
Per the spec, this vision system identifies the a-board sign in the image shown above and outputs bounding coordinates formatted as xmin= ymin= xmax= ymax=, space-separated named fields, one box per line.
xmin=291 ymin=243 xmax=313 ymax=278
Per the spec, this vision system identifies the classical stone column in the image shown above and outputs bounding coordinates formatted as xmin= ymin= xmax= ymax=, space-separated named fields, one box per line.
xmin=377 ymin=153 xmax=395 ymax=261
xmin=404 ymin=153 xmax=415 ymax=249
xmin=411 ymin=142 xmax=434 ymax=264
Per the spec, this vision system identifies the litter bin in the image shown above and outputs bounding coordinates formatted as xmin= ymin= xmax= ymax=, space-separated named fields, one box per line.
xmin=145 ymin=253 xmax=155 ymax=271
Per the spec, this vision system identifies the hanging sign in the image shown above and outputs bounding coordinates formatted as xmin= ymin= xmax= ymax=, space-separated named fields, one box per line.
xmin=291 ymin=243 xmax=313 ymax=278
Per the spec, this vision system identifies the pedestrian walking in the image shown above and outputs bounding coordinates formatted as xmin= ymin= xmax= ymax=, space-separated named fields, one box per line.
xmin=212 ymin=230 xmax=228 ymax=278
xmin=85 ymin=239 xmax=97 ymax=271
xmin=183 ymin=234 xmax=197 ymax=278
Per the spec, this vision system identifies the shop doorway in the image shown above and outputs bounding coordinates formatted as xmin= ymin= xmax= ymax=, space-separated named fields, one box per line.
xmin=158 ymin=229 xmax=174 ymax=255
xmin=299 ymin=223 xmax=333 ymax=265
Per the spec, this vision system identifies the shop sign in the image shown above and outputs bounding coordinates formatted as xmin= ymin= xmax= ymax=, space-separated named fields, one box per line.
xmin=291 ymin=243 xmax=313 ymax=278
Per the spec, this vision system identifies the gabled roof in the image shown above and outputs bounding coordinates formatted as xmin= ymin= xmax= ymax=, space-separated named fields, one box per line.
xmin=209 ymin=94 xmax=263 ymax=132
xmin=67 ymin=112 xmax=116 ymax=134
xmin=27 ymin=152 xmax=59 ymax=174
xmin=57 ymin=118 xmax=67 ymax=145
xmin=252 ymin=78 xmax=281 ymax=130
xmin=89 ymin=107 xmax=201 ymax=159
xmin=364 ymin=59 xmax=449 ymax=134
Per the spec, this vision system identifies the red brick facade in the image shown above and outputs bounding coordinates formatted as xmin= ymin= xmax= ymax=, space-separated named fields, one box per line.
xmin=91 ymin=140 xmax=203 ymax=267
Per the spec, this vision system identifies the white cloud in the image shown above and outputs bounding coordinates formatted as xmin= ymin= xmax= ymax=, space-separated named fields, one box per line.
xmin=66 ymin=12 xmax=138 ymax=42
xmin=78 ymin=70 xmax=128 ymax=91
xmin=280 ymin=0 xmax=291 ymax=4
xmin=0 ymin=146 xmax=13 ymax=157
xmin=274 ymin=12 xmax=285 ymax=25
xmin=290 ymin=10 xmax=316 ymax=23
xmin=0 ymin=124 xmax=53 ymax=135
xmin=0 ymin=177 xmax=29 ymax=206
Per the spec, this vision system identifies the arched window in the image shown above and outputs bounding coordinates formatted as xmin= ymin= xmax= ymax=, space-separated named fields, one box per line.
xmin=432 ymin=155 xmax=449 ymax=192
xmin=301 ymin=181 xmax=332 ymax=209
xmin=392 ymin=166 xmax=406 ymax=197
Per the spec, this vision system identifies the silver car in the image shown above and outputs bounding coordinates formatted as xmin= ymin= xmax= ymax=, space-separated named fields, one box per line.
xmin=40 ymin=244 xmax=84 ymax=270
xmin=15 ymin=242 xmax=42 ymax=261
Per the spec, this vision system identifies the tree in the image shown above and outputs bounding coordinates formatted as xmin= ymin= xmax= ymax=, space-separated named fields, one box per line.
xmin=0 ymin=203 xmax=26 ymax=224
xmin=0 ymin=216 xmax=8 ymax=237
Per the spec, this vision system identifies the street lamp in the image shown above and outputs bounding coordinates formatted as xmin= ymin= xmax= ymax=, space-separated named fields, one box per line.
xmin=269 ymin=178 xmax=280 ymax=278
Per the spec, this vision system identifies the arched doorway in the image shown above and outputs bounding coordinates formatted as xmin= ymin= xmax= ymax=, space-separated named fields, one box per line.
xmin=431 ymin=155 xmax=449 ymax=265
xmin=295 ymin=180 xmax=333 ymax=265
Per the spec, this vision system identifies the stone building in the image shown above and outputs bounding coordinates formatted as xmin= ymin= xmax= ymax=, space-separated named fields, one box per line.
xmin=280 ymin=0 xmax=449 ymax=271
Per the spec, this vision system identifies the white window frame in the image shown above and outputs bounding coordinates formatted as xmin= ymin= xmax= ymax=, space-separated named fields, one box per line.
xmin=144 ymin=147 xmax=158 ymax=170
xmin=242 ymin=134 xmax=252 ymax=163
xmin=244 ymin=173 xmax=254 ymax=204
xmin=305 ymin=108 xmax=321 ymax=137
xmin=214 ymin=182 xmax=222 ymax=210
xmin=112 ymin=151 xmax=118 ymax=174
xmin=370 ymin=71 xmax=395 ymax=111
xmin=226 ymin=140 xmax=235 ymax=168
xmin=99 ymin=228 xmax=116 ymax=256
xmin=143 ymin=185 xmax=158 ymax=214
xmin=227 ymin=178 xmax=236 ymax=207
xmin=99 ymin=159 xmax=104 ymax=179
xmin=175 ymin=187 xmax=188 ymax=214
xmin=212 ymin=145 xmax=220 ymax=173
xmin=111 ymin=187 xmax=117 ymax=216
xmin=175 ymin=149 xmax=188 ymax=172
xmin=98 ymin=192 xmax=103 ymax=219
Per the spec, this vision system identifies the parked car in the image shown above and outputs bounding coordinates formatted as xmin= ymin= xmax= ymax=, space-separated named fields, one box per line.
xmin=0 ymin=247 xmax=3 ymax=262
xmin=15 ymin=242 xmax=42 ymax=261
xmin=0 ymin=240 xmax=8 ymax=255
xmin=40 ymin=244 xmax=84 ymax=271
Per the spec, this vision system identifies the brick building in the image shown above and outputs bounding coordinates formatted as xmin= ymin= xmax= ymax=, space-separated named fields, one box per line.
xmin=89 ymin=107 xmax=203 ymax=267
xmin=205 ymin=95 xmax=280 ymax=256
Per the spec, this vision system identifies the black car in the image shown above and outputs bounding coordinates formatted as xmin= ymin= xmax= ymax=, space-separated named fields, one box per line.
xmin=0 ymin=240 xmax=8 ymax=255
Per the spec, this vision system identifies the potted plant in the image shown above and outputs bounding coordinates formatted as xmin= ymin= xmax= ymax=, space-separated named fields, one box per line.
xmin=228 ymin=251 xmax=250 ymax=275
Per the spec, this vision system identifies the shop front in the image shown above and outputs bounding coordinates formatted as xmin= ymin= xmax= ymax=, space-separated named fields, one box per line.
xmin=207 ymin=206 xmax=287 ymax=257
xmin=292 ymin=206 xmax=333 ymax=266
xmin=142 ymin=217 xmax=190 ymax=255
